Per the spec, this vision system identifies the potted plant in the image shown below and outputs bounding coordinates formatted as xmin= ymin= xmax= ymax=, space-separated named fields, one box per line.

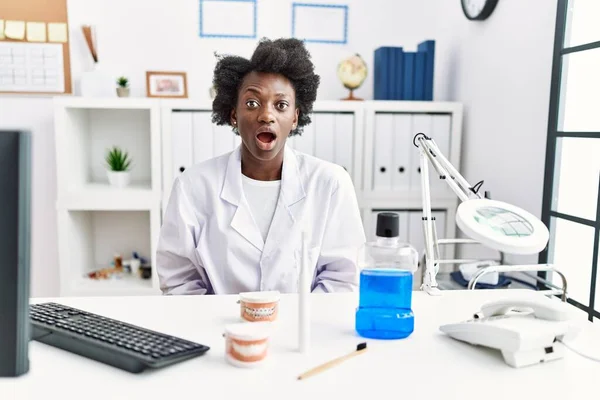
xmin=105 ymin=146 xmax=132 ymax=188
xmin=116 ymin=76 xmax=130 ymax=97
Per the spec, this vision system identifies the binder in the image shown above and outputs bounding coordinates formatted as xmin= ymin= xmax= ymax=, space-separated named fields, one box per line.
xmin=414 ymin=51 xmax=426 ymax=101
xmin=402 ymin=52 xmax=415 ymax=100
xmin=313 ymin=113 xmax=335 ymax=163
xmin=191 ymin=112 xmax=214 ymax=165
xmin=293 ymin=119 xmax=315 ymax=156
xmin=372 ymin=113 xmax=393 ymax=191
xmin=430 ymin=115 xmax=451 ymax=193
xmin=392 ymin=47 xmax=404 ymax=100
xmin=410 ymin=114 xmax=432 ymax=191
xmin=334 ymin=113 xmax=354 ymax=177
xmin=170 ymin=112 xmax=193 ymax=178
xmin=417 ymin=40 xmax=435 ymax=100
xmin=373 ymin=47 xmax=387 ymax=100
xmin=392 ymin=114 xmax=411 ymax=191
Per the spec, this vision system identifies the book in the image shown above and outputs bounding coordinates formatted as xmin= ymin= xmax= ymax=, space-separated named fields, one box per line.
xmin=417 ymin=40 xmax=435 ymax=100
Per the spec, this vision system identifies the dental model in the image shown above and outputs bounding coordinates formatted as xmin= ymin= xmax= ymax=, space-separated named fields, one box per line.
xmin=239 ymin=291 xmax=280 ymax=322
xmin=224 ymin=322 xmax=271 ymax=367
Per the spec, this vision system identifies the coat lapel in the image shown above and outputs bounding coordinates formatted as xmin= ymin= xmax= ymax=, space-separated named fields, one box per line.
xmin=220 ymin=147 xmax=264 ymax=252
xmin=261 ymin=146 xmax=306 ymax=260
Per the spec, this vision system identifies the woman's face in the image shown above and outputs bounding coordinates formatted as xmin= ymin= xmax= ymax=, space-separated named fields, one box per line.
xmin=231 ymin=71 xmax=299 ymax=163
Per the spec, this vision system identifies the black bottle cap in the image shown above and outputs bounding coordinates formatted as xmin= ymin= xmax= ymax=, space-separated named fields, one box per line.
xmin=376 ymin=212 xmax=399 ymax=238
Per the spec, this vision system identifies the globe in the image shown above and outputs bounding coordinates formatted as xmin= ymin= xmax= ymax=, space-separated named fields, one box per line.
xmin=337 ymin=54 xmax=368 ymax=100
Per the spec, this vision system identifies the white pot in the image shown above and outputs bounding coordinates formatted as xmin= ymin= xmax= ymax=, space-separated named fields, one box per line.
xmin=107 ymin=171 xmax=130 ymax=188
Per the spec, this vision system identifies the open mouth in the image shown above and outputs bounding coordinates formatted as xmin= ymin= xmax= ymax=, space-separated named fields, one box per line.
xmin=255 ymin=129 xmax=277 ymax=151
xmin=257 ymin=132 xmax=276 ymax=143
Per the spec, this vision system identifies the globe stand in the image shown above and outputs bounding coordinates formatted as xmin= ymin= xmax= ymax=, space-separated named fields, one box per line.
xmin=342 ymin=87 xmax=363 ymax=101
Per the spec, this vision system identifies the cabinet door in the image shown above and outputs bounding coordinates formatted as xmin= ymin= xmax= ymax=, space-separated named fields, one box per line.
xmin=213 ymin=124 xmax=235 ymax=157
xmin=313 ymin=113 xmax=336 ymax=163
xmin=171 ymin=112 xmax=193 ymax=177
xmin=392 ymin=114 xmax=412 ymax=191
xmin=431 ymin=114 xmax=452 ymax=193
xmin=291 ymin=116 xmax=315 ymax=155
xmin=409 ymin=210 xmax=447 ymax=263
xmin=410 ymin=114 xmax=432 ymax=191
xmin=408 ymin=211 xmax=426 ymax=262
xmin=334 ymin=113 xmax=354 ymax=176
xmin=373 ymin=113 xmax=393 ymax=191
xmin=191 ymin=112 xmax=214 ymax=164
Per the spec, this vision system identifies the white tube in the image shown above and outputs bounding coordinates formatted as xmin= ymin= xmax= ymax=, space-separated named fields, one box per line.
xmin=299 ymin=231 xmax=310 ymax=353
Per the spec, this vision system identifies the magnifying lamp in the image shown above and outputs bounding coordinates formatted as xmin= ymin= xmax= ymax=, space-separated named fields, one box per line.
xmin=413 ymin=133 xmax=551 ymax=296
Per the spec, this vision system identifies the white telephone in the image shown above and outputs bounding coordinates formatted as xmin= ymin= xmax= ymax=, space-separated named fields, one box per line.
xmin=440 ymin=296 xmax=578 ymax=368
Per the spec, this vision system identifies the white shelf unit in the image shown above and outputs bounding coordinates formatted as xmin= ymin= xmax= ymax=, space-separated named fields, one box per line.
xmin=54 ymin=97 xmax=163 ymax=296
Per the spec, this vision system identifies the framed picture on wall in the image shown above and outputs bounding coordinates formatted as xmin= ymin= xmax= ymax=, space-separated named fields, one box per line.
xmin=146 ymin=71 xmax=188 ymax=98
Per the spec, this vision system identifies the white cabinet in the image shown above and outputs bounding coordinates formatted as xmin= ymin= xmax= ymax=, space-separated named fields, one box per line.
xmin=54 ymin=97 xmax=163 ymax=297
xmin=167 ymin=110 xmax=237 ymax=182
xmin=162 ymin=101 xmax=365 ymax=203
xmin=365 ymin=103 xmax=459 ymax=198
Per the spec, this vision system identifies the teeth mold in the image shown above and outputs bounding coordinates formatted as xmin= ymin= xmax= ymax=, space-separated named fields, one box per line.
xmin=224 ymin=322 xmax=272 ymax=367
xmin=238 ymin=290 xmax=280 ymax=322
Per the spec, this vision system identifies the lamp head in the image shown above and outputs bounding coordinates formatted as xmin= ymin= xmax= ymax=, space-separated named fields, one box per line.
xmin=456 ymin=199 xmax=549 ymax=255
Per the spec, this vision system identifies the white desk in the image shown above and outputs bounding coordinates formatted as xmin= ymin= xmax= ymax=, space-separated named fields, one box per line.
xmin=2 ymin=290 xmax=599 ymax=400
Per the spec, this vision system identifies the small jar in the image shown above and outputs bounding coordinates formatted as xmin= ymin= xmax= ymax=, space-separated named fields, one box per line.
xmin=224 ymin=322 xmax=271 ymax=368
xmin=238 ymin=291 xmax=280 ymax=322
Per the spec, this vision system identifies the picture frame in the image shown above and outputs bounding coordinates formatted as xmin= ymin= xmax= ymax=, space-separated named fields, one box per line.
xmin=146 ymin=71 xmax=188 ymax=98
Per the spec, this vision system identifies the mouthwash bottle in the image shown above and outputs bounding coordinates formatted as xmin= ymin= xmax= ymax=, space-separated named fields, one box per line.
xmin=355 ymin=212 xmax=418 ymax=339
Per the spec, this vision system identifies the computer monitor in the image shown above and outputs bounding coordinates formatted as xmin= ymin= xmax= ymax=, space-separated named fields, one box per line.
xmin=0 ymin=130 xmax=31 ymax=377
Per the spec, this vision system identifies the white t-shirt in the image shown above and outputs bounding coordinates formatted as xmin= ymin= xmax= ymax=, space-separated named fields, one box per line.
xmin=242 ymin=174 xmax=281 ymax=241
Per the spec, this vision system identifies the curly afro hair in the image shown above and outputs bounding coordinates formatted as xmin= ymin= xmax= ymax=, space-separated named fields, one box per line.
xmin=211 ymin=37 xmax=320 ymax=136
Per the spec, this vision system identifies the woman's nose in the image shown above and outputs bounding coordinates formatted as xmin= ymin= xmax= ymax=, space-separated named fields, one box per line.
xmin=258 ymin=105 xmax=275 ymax=124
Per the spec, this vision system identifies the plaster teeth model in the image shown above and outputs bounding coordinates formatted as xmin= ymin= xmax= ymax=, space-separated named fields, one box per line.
xmin=238 ymin=291 xmax=280 ymax=322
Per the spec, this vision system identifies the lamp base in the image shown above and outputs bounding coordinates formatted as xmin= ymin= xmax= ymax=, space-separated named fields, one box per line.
xmin=421 ymin=285 xmax=442 ymax=296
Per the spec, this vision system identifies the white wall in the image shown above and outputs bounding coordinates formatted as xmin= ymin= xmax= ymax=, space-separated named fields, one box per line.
xmin=446 ymin=0 xmax=558 ymax=264
xmin=0 ymin=0 xmax=558 ymax=296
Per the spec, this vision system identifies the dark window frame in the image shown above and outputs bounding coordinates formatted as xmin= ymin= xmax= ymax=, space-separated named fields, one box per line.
xmin=540 ymin=0 xmax=600 ymax=322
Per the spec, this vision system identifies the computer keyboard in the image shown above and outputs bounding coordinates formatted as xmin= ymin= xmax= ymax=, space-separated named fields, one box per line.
xmin=30 ymin=302 xmax=210 ymax=373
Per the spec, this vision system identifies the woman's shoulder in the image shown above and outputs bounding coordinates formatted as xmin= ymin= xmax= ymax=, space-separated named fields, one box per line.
xmin=181 ymin=152 xmax=230 ymax=179
xmin=292 ymin=149 xmax=353 ymax=191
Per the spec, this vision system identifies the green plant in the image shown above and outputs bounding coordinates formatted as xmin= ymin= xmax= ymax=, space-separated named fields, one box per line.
xmin=116 ymin=76 xmax=129 ymax=88
xmin=105 ymin=146 xmax=132 ymax=172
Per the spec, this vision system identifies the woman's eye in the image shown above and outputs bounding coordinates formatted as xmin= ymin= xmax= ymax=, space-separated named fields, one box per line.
xmin=276 ymin=102 xmax=288 ymax=110
xmin=246 ymin=100 xmax=259 ymax=108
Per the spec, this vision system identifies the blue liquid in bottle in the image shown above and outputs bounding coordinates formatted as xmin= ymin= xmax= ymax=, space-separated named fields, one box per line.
xmin=355 ymin=212 xmax=418 ymax=340
xmin=355 ymin=268 xmax=414 ymax=339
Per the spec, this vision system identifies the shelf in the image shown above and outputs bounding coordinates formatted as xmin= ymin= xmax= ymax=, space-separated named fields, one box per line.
xmin=69 ymin=274 xmax=158 ymax=296
xmin=54 ymin=96 xmax=158 ymax=110
xmin=57 ymin=209 xmax=160 ymax=297
xmin=57 ymin=183 xmax=159 ymax=210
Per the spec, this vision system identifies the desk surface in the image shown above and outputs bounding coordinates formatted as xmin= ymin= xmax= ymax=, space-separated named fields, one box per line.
xmin=2 ymin=290 xmax=599 ymax=400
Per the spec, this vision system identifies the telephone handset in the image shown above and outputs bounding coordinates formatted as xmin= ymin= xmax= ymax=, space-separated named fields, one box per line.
xmin=440 ymin=295 xmax=577 ymax=368
xmin=474 ymin=297 xmax=571 ymax=321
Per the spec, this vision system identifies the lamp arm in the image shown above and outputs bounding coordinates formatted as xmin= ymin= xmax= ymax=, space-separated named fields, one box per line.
xmin=414 ymin=134 xmax=481 ymax=201
xmin=414 ymin=133 xmax=484 ymax=296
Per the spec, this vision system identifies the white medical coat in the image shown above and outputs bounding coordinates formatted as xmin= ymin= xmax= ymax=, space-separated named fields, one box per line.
xmin=156 ymin=145 xmax=366 ymax=295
